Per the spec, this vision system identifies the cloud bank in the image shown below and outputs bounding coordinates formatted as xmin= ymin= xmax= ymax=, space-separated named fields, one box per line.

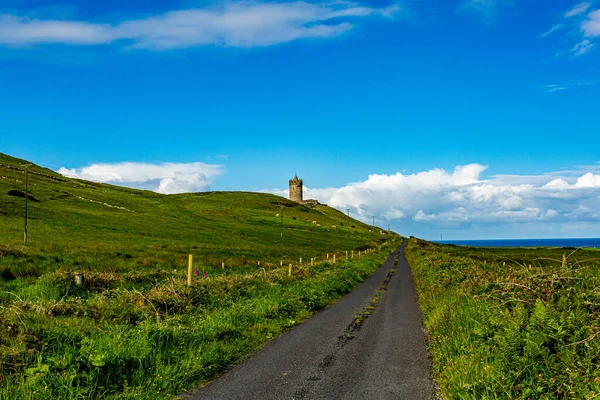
xmin=59 ymin=161 xmax=224 ymax=194
xmin=59 ymin=160 xmax=600 ymax=237
xmin=0 ymin=2 xmax=400 ymax=49
xmin=267 ymin=163 xmax=600 ymax=235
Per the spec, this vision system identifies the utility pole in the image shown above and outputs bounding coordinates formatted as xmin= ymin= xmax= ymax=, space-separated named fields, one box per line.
xmin=372 ymin=216 xmax=375 ymax=228
xmin=440 ymin=234 xmax=443 ymax=243
xmin=388 ymin=224 xmax=390 ymax=232
xmin=21 ymin=164 xmax=32 ymax=243
xmin=277 ymin=203 xmax=284 ymax=265
xmin=280 ymin=206 xmax=284 ymax=237
xmin=347 ymin=209 xmax=350 ymax=217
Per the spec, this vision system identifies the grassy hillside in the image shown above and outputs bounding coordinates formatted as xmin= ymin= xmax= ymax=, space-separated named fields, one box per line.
xmin=406 ymin=239 xmax=600 ymax=399
xmin=0 ymin=153 xmax=400 ymax=399
xmin=0 ymin=152 xmax=383 ymax=276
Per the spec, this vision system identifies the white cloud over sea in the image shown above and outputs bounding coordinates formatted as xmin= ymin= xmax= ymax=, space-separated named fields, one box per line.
xmin=59 ymin=161 xmax=224 ymax=194
xmin=59 ymin=160 xmax=600 ymax=238
xmin=267 ymin=163 xmax=600 ymax=237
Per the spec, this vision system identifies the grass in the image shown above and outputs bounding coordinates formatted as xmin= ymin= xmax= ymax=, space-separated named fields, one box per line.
xmin=0 ymin=153 xmax=402 ymax=398
xmin=406 ymin=238 xmax=600 ymax=399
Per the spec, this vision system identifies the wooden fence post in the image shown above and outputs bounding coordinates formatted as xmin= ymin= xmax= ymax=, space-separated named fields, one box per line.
xmin=222 ymin=262 xmax=225 ymax=270
xmin=333 ymin=254 xmax=336 ymax=263
xmin=288 ymin=264 xmax=292 ymax=276
xmin=188 ymin=254 xmax=193 ymax=286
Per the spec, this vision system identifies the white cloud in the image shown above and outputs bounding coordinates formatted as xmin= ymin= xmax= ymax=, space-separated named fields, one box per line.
xmin=266 ymin=164 xmax=600 ymax=232
xmin=575 ymin=172 xmax=600 ymax=187
xmin=385 ymin=206 xmax=406 ymax=220
xmin=571 ymin=39 xmax=594 ymax=55
xmin=0 ymin=15 xmax=112 ymax=45
xmin=541 ymin=23 xmax=563 ymax=38
xmin=414 ymin=210 xmax=437 ymax=221
xmin=582 ymin=9 xmax=600 ymax=36
xmin=565 ymin=2 xmax=591 ymax=17
xmin=544 ymin=178 xmax=570 ymax=189
xmin=541 ymin=4 xmax=599 ymax=59
xmin=542 ymin=80 xmax=596 ymax=92
xmin=58 ymin=161 xmax=224 ymax=194
xmin=0 ymin=2 xmax=400 ymax=49
xmin=544 ymin=85 xmax=568 ymax=92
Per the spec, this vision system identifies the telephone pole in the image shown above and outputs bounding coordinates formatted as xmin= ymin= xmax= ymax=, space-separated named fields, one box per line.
xmin=372 ymin=216 xmax=375 ymax=228
xmin=21 ymin=164 xmax=32 ymax=243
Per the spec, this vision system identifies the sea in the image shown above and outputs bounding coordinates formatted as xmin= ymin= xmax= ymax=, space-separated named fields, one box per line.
xmin=437 ymin=238 xmax=600 ymax=248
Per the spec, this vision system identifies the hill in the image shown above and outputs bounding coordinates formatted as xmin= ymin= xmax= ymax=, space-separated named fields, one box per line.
xmin=0 ymin=152 xmax=384 ymax=277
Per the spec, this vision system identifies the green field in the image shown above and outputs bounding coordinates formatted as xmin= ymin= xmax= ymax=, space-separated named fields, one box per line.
xmin=0 ymin=153 xmax=401 ymax=399
xmin=406 ymin=238 xmax=600 ymax=399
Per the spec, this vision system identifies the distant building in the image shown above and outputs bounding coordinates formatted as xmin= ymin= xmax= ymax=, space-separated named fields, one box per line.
xmin=289 ymin=175 xmax=318 ymax=205
xmin=289 ymin=175 xmax=303 ymax=202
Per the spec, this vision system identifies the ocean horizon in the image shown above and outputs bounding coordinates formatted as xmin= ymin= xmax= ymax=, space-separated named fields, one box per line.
xmin=436 ymin=238 xmax=600 ymax=248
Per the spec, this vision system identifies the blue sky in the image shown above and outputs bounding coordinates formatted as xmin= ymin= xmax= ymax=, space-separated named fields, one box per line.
xmin=1 ymin=0 xmax=599 ymax=239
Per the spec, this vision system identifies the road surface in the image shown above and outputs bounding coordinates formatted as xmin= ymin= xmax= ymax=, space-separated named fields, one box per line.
xmin=186 ymin=242 xmax=435 ymax=399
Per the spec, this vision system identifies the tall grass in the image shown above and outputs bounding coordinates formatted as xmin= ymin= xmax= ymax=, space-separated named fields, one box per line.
xmin=406 ymin=238 xmax=600 ymax=399
xmin=0 ymin=240 xmax=400 ymax=399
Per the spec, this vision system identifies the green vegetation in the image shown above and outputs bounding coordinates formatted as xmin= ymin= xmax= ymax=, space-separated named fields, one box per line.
xmin=0 ymin=153 xmax=401 ymax=399
xmin=406 ymin=238 xmax=600 ymax=399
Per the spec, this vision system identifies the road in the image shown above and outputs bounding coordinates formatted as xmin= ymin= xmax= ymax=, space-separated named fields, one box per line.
xmin=186 ymin=242 xmax=435 ymax=399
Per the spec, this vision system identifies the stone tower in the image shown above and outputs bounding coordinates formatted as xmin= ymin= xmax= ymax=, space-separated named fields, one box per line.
xmin=289 ymin=175 xmax=303 ymax=203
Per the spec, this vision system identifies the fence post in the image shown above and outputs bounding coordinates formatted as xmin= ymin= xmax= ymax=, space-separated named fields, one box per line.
xmin=352 ymin=250 xmax=354 ymax=259
xmin=222 ymin=262 xmax=225 ymax=270
xmin=300 ymin=257 xmax=302 ymax=264
xmin=288 ymin=264 xmax=292 ymax=276
xmin=333 ymin=254 xmax=336 ymax=263
xmin=74 ymin=273 xmax=84 ymax=286
xmin=188 ymin=254 xmax=193 ymax=286
xmin=346 ymin=251 xmax=348 ymax=260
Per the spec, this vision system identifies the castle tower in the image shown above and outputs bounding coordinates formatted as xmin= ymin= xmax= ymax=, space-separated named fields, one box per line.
xmin=289 ymin=175 xmax=303 ymax=203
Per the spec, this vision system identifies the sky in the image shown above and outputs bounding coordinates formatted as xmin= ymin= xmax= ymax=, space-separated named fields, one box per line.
xmin=1 ymin=0 xmax=599 ymax=240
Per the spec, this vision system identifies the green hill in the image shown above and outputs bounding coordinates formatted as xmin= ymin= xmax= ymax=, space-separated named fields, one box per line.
xmin=0 ymin=152 xmax=383 ymax=277
xmin=0 ymin=152 xmax=400 ymax=399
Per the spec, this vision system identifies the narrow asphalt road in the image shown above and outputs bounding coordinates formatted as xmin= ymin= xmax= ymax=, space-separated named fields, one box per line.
xmin=186 ymin=242 xmax=435 ymax=399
